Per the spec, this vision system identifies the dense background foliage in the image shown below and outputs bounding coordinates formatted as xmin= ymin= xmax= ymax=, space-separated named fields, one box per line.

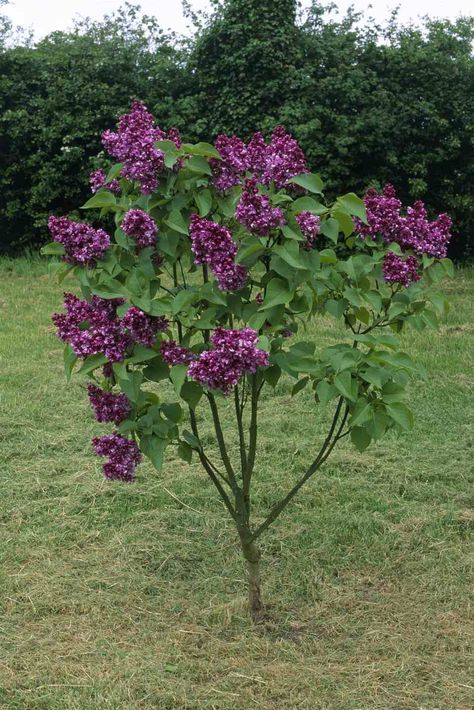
xmin=1 ymin=0 xmax=473 ymax=258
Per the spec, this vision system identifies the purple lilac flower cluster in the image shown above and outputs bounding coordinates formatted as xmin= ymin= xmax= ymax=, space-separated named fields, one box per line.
xmin=246 ymin=132 xmax=268 ymax=175
xmin=235 ymin=178 xmax=285 ymax=236
xmin=89 ymin=168 xmax=120 ymax=195
xmin=296 ymin=211 xmax=321 ymax=249
xmin=382 ymin=252 xmax=420 ymax=288
xmin=211 ymin=126 xmax=307 ymax=191
xmin=167 ymin=127 xmax=182 ymax=150
xmin=121 ymin=209 xmax=158 ymax=250
xmin=188 ymin=327 xmax=269 ymax=395
xmin=189 ymin=215 xmax=247 ymax=291
xmin=102 ymin=100 xmax=181 ymax=194
xmin=52 ymin=295 xmax=165 ymax=361
xmin=87 ymin=384 xmax=131 ymax=424
xmin=160 ymin=340 xmax=195 ymax=366
xmin=403 ymin=202 xmax=452 ymax=258
xmin=356 ymin=184 xmax=452 ymax=259
xmin=209 ymin=135 xmax=249 ymax=192
xmin=48 ymin=216 xmax=110 ymax=266
xmin=121 ymin=307 xmax=167 ymax=347
xmin=92 ymin=433 xmax=142 ymax=482
xmin=52 ymin=294 xmax=130 ymax=361
xmin=259 ymin=126 xmax=307 ymax=188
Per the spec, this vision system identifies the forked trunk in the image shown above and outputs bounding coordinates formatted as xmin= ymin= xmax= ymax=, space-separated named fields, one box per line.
xmin=241 ymin=540 xmax=264 ymax=622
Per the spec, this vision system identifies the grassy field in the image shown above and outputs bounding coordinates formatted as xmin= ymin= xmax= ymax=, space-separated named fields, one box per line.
xmin=0 ymin=256 xmax=472 ymax=709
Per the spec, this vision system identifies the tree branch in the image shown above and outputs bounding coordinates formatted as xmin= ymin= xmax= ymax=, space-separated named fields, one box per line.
xmin=188 ymin=408 xmax=238 ymax=522
xmin=206 ymin=392 xmax=238 ymax=486
xmin=250 ymin=398 xmax=346 ymax=541
xmin=245 ymin=374 xmax=259 ymax=483
xmin=234 ymin=385 xmax=248 ymax=477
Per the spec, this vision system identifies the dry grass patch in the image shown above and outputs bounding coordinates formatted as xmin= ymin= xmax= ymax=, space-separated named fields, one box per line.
xmin=0 ymin=259 xmax=472 ymax=708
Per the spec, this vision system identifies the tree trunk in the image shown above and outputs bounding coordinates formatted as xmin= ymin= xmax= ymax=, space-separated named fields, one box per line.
xmin=242 ymin=541 xmax=264 ymax=622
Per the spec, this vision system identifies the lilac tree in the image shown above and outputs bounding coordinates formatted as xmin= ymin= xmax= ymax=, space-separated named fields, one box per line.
xmin=44 ymin=101 xmax=452 ymax=621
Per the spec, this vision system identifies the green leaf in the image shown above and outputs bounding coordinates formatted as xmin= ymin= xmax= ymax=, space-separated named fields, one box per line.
xmin=259 ymin=278 xmax=292 ymax=310
xmin=57 ymin=264 xmax=75 ymax=284
xmin=381 ymin=381 xmax=407 ymax=404
xmin=106 ymin=163 xmax=123 ymax=182
xmin=289 ymin=172 xmax=324 ymax=194
xmin=426 ymin=261 xmax=446 ymax=284
xmin=315 ymin=380 xmax=337 ymax=407
xmin=248 ymin=310 xmax=268 ymax=330
xmin=274 ymin=243 xmax=308 ymax=270
xmin=81 ymin=190 xmax=117 ymax=210
xmin=187 ymin=155 xmax=212 ymax=175
xmin=386 ymin=402 xmax=414 ymax=431
xmin=281 ymin=224 xmax=304 ymax=242
xmin=354 ymin=333 xmax=399 ymax=349
xmin=194 ymin=307 xmax=218 ymax=329
xmin=364 ymin=290 xmax=383 ymax=312
xmin=349 ymin=400 xmax=372 ymax=427
xmin=63 ymin=344 xmax=78 ymax=381
xmin=365 ymin=407 xmax=389 ymax=440
xmin=140 ymin=434 xmax=167 ymax=472
xmin=184 ymin=142 xmax=221 ymax=159
xmin=429 ymin=291 xmax=449 ymax=317
xmin=147 ymin=298 xmax=172 ymax=317
xmin=78 ymin=353 xmax=108 ymax=375
xmin=422 ymin=309 xmax=439 ymax=329
xmin=162 ymin=403 xmax=182 ymax=423
xmin=182 ymin=430 xmax=201 ymax=450
xmin=263 ymin=364 xmax=281 ymax=388
xmin=216 ymin=194 xmax=238 ymax=217
xmin=116 ymin=419 xmax=137 ymax=436
xmin=332 ymin=209 xmax=354 ymax=237
xmin=158 ymin=230 xmax=180 ymax=257
xmin=112 ymin=361 xmax=129 ymax=381
xmin=319 ymin=248 xmax=338 ymax=264
xmin=118 ymin=371 xmax=143 ymax=403
xmin=360 ymin=366 xmax=388 ymax=389
xmin=292 ymin=196 xmax=327 ymax=214
xmin=441 ymin=258 xmax=454 ymax=278
xmin=144 ymin=358 xmax=170 ymax=382
xmin=350 ymin=426 xmax=371 ymax=452
xmin=90 ymin=278 xmax=127 ymax=300
xmin=164 ymin=210 xmax=189 ymax=235
xmin=41 ymin=241 xmax=66 ymax=256
xmin=290 ymin=341 xmax=315 ymax=357
xmin=325 ymin=299 xmax=346 ymax=319
xmin=334 ymin=371 xmax=358 ymax=402
xmin=170 ymin=364 xmax=188 ymax=396
xmin=343 ymin=287 xmax=363 ymax=308
xmin=291 ymin=377 xmax=310 ymax=396
xmin=200 ymin=281 xmax=227 ymax=306
xmin=114 ymin=228 xmax=132 ymax=250
xmin=236 ymin=241 xmax=265 ymax=264
xmin=172 ymin=288 xmax=198 ymax=315
xmin=154 ymin=139 xmax=179 ymax=168
xmin=177 ymin=442 xmax=193 ymax=463
xmin=195 ymin=189 xmax=213 ymax=217
xmin=336 ymin=193 xmax=367 ymax=222
xmin=127 ymin=345 xmax=159 ymax=365
xmin=180 ymin=381 xmax=203 ymax=409
xmin=320 ymin=218 xmax=339 ymax=244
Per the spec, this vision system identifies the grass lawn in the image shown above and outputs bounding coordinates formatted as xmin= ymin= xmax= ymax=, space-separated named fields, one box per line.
xmin=0 ymin=257 xmax=472 ymax=709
